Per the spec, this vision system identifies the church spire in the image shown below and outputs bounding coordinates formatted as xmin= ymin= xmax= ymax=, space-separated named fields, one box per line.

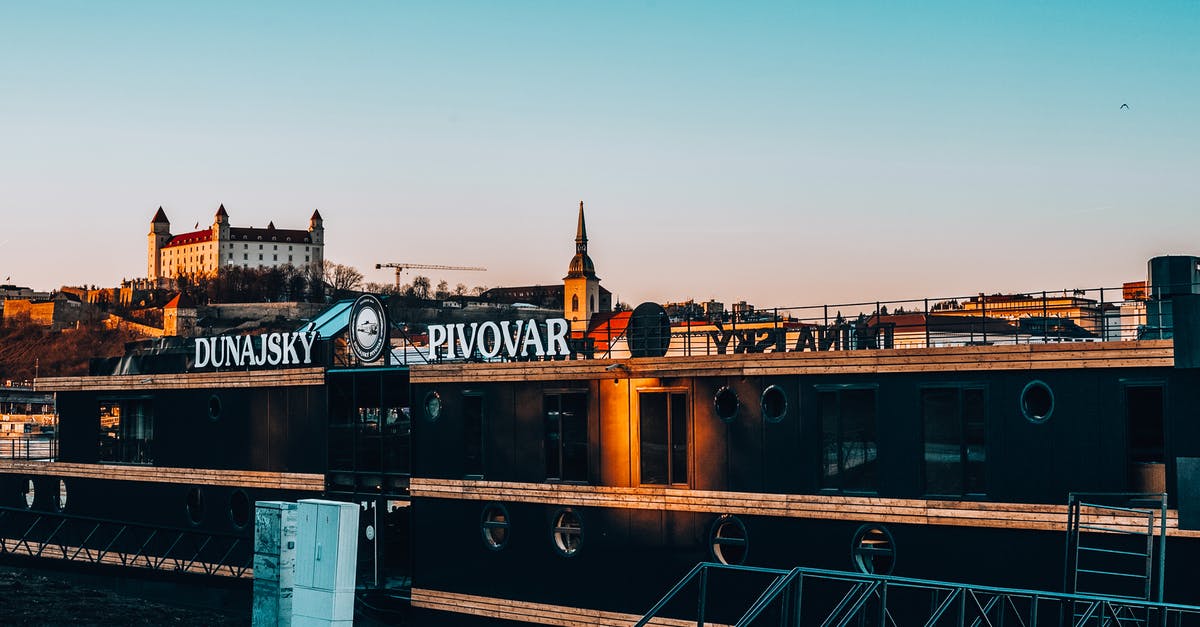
xmin=575 ymin=201 xmax=587 ymax=255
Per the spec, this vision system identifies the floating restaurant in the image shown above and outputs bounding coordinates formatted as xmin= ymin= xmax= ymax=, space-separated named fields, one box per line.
xmin=3 ymin=207 xmax=1200 ymax=625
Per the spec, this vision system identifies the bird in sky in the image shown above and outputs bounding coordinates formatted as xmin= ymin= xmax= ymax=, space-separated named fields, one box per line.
xmin=1120 ymin=103 xmax=1130 ymax=110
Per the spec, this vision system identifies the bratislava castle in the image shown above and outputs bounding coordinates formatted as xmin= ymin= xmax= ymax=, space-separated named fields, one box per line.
xmin=147 ymin=205 xmax=325 ymax=282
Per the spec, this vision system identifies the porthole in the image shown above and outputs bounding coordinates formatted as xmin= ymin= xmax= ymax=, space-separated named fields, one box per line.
xmin=551 ymin=509 xmax=583 ymax=557
xmin=761 ymin=385 xmax=788 ymax=423
xmin=424 ymin=391 xmax=442 ymax=422
xmin=709 ymin=515 xmax=748 ymax=565
xmin=481 ymin=503 xmax=510 ymax=551
xmin=714 ymin=386 xmax=740 ymax=422
xmin=229 ymin=490 xmax=251 ymax=529
xmin=22 ymin=479 xmax=34 ymax=509
xmin=208 ymin=394 xmax=222 ymax=421
xmin=57 ymin=479 xmax=68 ymax=511
xmin=851 ymin=525 xmax=896 ymax=575
xmin=186 ymin=487 xmax=205 ymax=525
xmin=1020 ymin=380 xmax=1054 ymax=423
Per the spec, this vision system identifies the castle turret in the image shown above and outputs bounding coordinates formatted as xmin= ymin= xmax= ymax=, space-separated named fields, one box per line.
xmin=564 ymin=201 xmax=601 ymax=333
xmin=211 ymin=204 xmax=231 ymax=254
xmin=148 ymin=207 xmax=171 ymax=282
xmin=308 ymin=209 xmax=325 ymax=269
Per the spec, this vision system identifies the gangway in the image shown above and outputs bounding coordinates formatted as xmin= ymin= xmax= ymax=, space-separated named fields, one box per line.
xmin=0 ymin=505 xmax=252 ymax=578
xmin=635 ymin=563 xmax=1200 ymax=627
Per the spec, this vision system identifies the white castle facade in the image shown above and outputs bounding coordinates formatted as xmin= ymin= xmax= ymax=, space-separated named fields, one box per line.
xmin=147 ymin=205 xmax=325 ymax=282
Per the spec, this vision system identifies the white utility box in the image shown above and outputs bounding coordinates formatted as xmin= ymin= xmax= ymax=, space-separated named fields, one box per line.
xmin=292 ymin=499 xmax=359 ymax=627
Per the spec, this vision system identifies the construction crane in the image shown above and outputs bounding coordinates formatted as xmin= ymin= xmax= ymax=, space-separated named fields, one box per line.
xmin=375 ymin=263 xmax=486 ymax=291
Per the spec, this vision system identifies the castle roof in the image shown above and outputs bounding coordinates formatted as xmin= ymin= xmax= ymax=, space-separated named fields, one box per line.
xmin=164 ymin=292 xmax=197 ymax=309
xmin=151 ymin=207 xmax=169 ymax=223
xmin=215 ymin=204 xmax=228 ymax=217
xmin=311 ymin=209 xmax=323 ymax=221
xmin=162 ymin=229 xmax=213 ymax=248
xmin=229 ymin=226 xmax=312 ymax=243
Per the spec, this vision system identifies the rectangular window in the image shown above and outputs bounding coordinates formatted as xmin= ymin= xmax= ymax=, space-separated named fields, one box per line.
xmin=463 ymin=393 xmax=484 ymax=477
xmin=1126 ymin=385 xmax=1164 ymax=463
xmin=921 ymin=387 xmax=986 ymax=496
xmin=819 ymin=387 xmax=878 ymax=492
xmin=98 ymin=399 xmax=154 ymax=464
xmin=639 ymin=390 xmax=688 ymax=485
xmin=544 ymin=391 xmax=588 ymax=482
xmin=243 ymin=254 xmax=248 ymax=260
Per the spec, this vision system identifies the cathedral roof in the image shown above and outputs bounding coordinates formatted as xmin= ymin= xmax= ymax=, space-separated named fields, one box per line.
xmin=151 ymin=207 xmax=169 ymax=223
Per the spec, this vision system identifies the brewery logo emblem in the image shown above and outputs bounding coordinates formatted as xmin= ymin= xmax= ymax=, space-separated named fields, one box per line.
xmin=349 ymin=294 xmax=389 ymax=363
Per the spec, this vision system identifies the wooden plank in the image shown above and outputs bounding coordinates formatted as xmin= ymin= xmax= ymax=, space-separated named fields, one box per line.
xmin=410 ymin=341 xmax=1174 ymax=383
xmin=35 ymin=367 xmax=328 ymax=392
xmin=410 ymin=588 xmax=726 ymax=627
xmin=0 ymin=460 xmax=324 ymax=491
xmin=409 ymin=478 xmax=1200 ymax=538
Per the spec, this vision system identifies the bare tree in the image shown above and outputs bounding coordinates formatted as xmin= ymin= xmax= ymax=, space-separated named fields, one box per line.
xmin=408 ymin=275 xmax=431 ymax=299
xmin=324 ymin=260 xmax=364 ymax=292
xmin=435 ymin=280 xmax=449 ymax=299
xmin=453 ymin=283 xmax=467 ymax=297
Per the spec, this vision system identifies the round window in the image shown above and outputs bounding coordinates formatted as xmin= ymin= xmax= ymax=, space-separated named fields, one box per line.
xmin=714 ymin=386 xmax=740 ymax=422
xmin=851 ymin=525 xmax=896 ymax=575
xmin=710 ymin=515 xmax=748 ymax=565
xmin=22 ymin=479 xmax=35 ymax=509
xmin=1021 ymin=380 xmax=1054 ymax=423
xmin=208 ymin=394 xmax=222 ymax=421
xmin=424 ymin=391 xmax=442 ymax=422
xmin=186 ymin=487 xmax=205 ymax=525
xmin=229 ymin=490 xmax=251 ymax=529
xmin=481 ymin=503 xmax=510 ymax=551
xmin=761 ymin=385 xmax=788 ymax=423
xmin=552 ymin=509 xmax=583 ymax=557
xmin=57 ymin=479 xmax=68 ymax=511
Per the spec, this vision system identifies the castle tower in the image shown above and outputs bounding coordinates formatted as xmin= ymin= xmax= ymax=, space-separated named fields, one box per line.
xmin=563 ymin=201 xmax=600 ymax=333
xmin=148 ymin=207 xmax=171 ymax=283
xmin=211 ymin=204 xmax=230 ymax=272
xmin=308 ymin=210 xmax=325 ymax=269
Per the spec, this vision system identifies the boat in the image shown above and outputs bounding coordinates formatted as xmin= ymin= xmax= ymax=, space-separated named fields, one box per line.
xmin=2 ymin=254 xmax=1200 ymax=626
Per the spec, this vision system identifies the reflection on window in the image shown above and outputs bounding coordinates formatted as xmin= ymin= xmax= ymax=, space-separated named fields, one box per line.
xmin=819 ymin=388 xmax=877 ymax=492
xmin=464 ymin=394 xmax=484 ymax=477
xmin=922 ymin=387 xmax=986 ymax=496
xmin=545 ymin=392 xmax=588 ymax=482
xmin=639 ymin=391 xmax=688 ymax=486
xmin=99 ymin=399 xmax=154 ymax=464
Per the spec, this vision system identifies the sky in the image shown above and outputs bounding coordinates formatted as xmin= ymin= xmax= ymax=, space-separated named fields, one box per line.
xmin=1 ymin=2 xmax=1197 ymax=308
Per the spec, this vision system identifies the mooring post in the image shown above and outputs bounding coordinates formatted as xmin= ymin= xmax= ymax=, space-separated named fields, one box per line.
xmin=253 ymin=501 xmax=299 ymax=627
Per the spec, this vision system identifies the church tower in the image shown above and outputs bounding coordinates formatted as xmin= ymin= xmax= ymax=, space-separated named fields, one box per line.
xmin=563 ymin=201 xmax=601 ymax=333
xmin=148 ymin=207 xmax=171 ymax=283
xmin=211 ymin=204 xmax=230 ymax=271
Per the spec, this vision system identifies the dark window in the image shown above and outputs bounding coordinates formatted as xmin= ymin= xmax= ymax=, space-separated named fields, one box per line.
xmin=545 ymin=391 xmax=588 ymax=482
xmin=229 ymin=490 xmax=251 ymax=528
xmin=819 ymin=387 xmax=877 ymax=492
xmin=481 ymin=503 xmax=509 ymax=550
xmin=710 ymin=515 xmax=748 ymax=565
xmin=464 ymin=393 xmax=484 ymax=477
xmin=1021 ymin=380 xmax=1054 ymax=423
xmin=761 ymin=385 xmax=788 ymax=423
xmin=639 ymin=391 xmax=688 ymax=486
xmin=852 ymin=525 xmax=895 ymax=575
xmin=552 ymin=509 xmax=583 ymax=557
xmin=186 ymin=487 xmax=204 ymax=525
xmin=571 ymin=294 xmax=579 ymax=312
xmin=1126 ymin=385 xmax=1164 ymax=463
xmin=714 ymin=386 xmax=739 ymax=422
xmin=921 ymin=387 xmax=986 ymax=496
xmin=98 ymin=399 xmax=154 ymax=464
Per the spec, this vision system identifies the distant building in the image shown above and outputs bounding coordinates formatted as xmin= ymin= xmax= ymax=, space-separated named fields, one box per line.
xmin=938 ymin=292 xmax=1115 ymax=335
xmin=481 ymin=202 xmax=613 ymax=330
xmin=147 ymin=205 xmax=325 ymax=284
xmin=2 ymin=292 xmax=101 ymax=330
xmin=162 ymin=292 xmax=198 ymax=337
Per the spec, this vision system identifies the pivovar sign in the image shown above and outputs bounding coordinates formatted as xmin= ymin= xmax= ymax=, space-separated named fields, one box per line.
xmin=427 ymin=319 xmax=570 ymax=360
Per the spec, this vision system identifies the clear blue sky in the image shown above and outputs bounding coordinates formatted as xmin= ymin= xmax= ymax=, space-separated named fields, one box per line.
xmin=2 ymin=2 xmax=1197 ymax=307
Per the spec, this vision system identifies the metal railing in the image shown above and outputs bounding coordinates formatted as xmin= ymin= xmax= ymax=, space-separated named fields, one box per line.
xmin=636 ymin=562 xmax=1200 ymax=627
xmin=0 ymin=436 xmax=57 ymax=461
xmin=0 ymin=505 xmax=252 ymax=578
xmin=387 ymin=283 xmax=1184 ymax=364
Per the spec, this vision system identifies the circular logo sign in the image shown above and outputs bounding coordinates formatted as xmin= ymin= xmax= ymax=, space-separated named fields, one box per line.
xmin=349 ymin=294 xmax=389 ymax=363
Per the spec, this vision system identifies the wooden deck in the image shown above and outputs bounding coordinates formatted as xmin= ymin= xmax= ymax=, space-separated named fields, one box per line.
xmin=409 ymin=340 xmax=1174 ymax=383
